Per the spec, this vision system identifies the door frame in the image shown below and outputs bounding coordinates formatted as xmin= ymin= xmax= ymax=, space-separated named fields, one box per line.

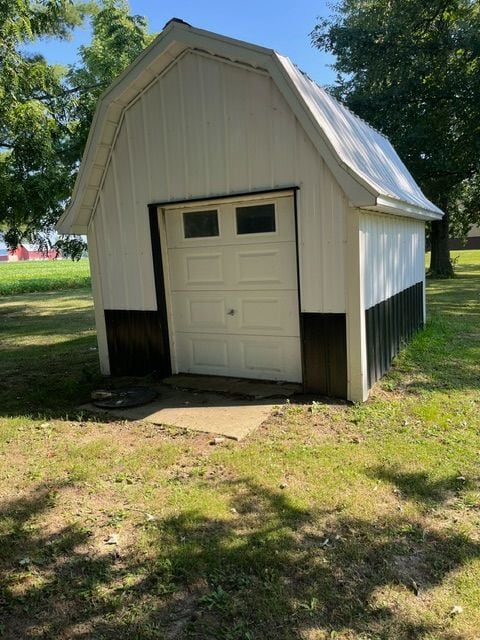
xmin=148 ymin=187 xmax=302 ymax=380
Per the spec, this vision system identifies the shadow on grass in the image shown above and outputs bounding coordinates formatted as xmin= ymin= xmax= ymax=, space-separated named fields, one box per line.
xmin=370 ymin=467 xmax=475 ymax=506
xmin=0 ymin=335 xmax=102 ymax=418
xmin=0 ymin=288 xmax=102 ymax=419
xmin=1 ymin=478 xmax=477 ymax=639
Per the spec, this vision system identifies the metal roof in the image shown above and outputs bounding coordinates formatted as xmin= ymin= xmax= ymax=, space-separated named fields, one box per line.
xmin=57 ymin=22 xmax=442 ymax=234
xmin=277 ymin=55 xmax=443 ymax=217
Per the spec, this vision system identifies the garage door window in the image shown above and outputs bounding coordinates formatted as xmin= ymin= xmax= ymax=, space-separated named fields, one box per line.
xmin=183 ymin=210 xmax=219 ymax=238
xmin=236 ymin=204 xmax=276 ymax=234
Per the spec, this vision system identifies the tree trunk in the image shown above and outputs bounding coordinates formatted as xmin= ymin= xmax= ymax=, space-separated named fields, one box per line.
xmin=429 ymin=207 xmax=454 ymax=277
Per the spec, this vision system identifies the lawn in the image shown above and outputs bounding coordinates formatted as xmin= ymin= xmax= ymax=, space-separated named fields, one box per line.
xmin=0 ymin=252 xmax=479 ymax=639
xmin=0 ymin=258 xmax=90 ymax=296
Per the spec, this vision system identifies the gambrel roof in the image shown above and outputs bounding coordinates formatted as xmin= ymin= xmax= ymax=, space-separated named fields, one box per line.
xmin=58 ymin=20 xmax=442 ymax=234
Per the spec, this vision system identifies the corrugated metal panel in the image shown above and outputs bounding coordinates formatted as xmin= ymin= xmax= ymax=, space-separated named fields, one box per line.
xmin=93 ymin=51 xmax=347 ymax=313
xmin=365 ymin=282 xmax=424 ymax=386
xmin=360 ymin=212 xmax=425 ymax=309
xmin=278 ymin=55 xmax=442 ymax=216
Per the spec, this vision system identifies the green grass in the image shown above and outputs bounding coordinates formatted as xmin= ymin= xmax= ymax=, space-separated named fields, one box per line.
xmin=0 ymin=251 xmax=479 ymax=639
xmin=0 ymin=258 xmax=90 ymax=295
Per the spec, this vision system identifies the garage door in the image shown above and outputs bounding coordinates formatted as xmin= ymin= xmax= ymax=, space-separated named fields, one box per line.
xmin=163 ymin=194 xmax=302 ymax=382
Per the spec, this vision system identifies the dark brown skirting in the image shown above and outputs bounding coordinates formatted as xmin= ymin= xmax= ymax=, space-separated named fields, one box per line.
xmin=104 ymin=309 xmax=171 ymax=377
xmin=301 ymin=313 xmax=347 ymax=399
xmin=365 ymin=281 xmax=424 ymax=387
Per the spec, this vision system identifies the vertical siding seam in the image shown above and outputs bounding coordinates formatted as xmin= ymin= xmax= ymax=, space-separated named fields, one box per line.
xmin=268 ymin=78 xmax=275 ymax=187
xmin=110 ymin=152 xmax=130 ymax=308
xmin=140 ymin=95 xmax=153 ymax=199
xmin=197 ymin=56 xmax=210 ymax=195
xmin=124 ymin=110 xmax=145 ymax=309
xmin=177 ymin=62 xmax=189 ymax=197
xmin=159 ymin=85 xmax=171 ymax=201
xmin=361 ymin=211 xmax=426 ymax=308
xmin=319 ymin=160 xmax=327 ymax=312
xmin=97 ymin=193 xmax=114 ymax=308
xmin=220 ymin=64 xmax=231 ymax=193
xmin=246 ymin=69 xmax=254 ymax=191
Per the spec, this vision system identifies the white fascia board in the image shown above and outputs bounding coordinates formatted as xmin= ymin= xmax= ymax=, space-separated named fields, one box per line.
xmin=57 ymin=28 xmax=187 ymax=235
xmin=363 ymin=195 xmax=444 ymax=221
xmin=56 ymin=98 xmax=113 ymax=233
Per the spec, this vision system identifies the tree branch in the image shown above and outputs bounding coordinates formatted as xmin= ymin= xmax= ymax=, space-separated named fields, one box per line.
xmin=32 ymin=81 xmax=108 ymax=102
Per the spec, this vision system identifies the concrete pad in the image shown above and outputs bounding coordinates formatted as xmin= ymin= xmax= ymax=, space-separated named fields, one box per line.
xmin=81 ymin=385 xmax=282 ymax=440
xmin=162 ymin=374 xmax=301 ymax=398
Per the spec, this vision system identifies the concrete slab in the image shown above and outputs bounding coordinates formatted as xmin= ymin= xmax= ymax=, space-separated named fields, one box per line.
xmin=81 ymin=384 xmax=282 ymax=440
xmin=162 ymin=374 xmax=301 ymax=398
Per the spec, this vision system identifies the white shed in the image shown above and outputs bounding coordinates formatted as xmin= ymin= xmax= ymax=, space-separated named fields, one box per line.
xmin=58 ymin=20 xmax=443 ymax=402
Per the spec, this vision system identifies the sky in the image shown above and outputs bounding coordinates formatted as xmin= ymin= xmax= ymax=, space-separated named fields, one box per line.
xmin=23 ymin=0 xmax=337 ymax=86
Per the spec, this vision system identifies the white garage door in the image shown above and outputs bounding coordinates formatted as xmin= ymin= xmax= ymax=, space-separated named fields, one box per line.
xmin=163 ymin=194 xmax=302 ymax=382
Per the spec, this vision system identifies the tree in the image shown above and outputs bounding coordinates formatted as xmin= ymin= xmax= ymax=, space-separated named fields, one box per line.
xmin=66 ymin=0 xmax=153 ymax=165
xmin=0 ymin=0 xmax=152 ymax=258
xmin=312 ymin=0 xmax=480 ymax=277
xmin=0 ymin=0 xmax=91 ymax=253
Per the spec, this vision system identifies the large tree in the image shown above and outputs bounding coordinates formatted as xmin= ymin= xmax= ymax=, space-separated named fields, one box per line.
xmin=0 ymin=0 xmax=151 ymax=258
xmin=0 ymin=0 xmax=90 ymax=253
xmin=56 ymin=0 xmax=152 ymax=258
xmin=312 ymin=0 xmax=480 ymax=277
xmin=66 ymin=0 xmax=152 ymax=166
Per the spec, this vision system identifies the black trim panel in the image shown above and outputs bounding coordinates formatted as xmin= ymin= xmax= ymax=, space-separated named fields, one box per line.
xmin=365 ymin=281 xmax=424 ymax=387
xmin=301 ymin=313 xmax=347 ymax=399
xmin=104 ymin=310 xmax=171 ymax=377
xmin=149 ymin=186 xmax=299 ymax=208
xmin=148 ymin=204 xmax=171 ymax=370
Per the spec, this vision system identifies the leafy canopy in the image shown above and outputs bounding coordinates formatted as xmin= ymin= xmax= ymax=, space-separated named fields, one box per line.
xmin=312 ymin=0 xmax=480 ymax=276
xmin=0 ymin=0 xmax=91 ymax=253
xmin=0 ymin=0 xmax=152 ymax=257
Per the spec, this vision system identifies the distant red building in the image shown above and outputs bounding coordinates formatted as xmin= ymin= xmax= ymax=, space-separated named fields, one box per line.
xmin=0 ymin=244 xmax=58 ymax=262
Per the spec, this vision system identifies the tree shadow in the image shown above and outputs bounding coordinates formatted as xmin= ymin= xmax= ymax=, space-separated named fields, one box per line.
xmin=1 ymin=478 xmax=477 ymax=639
xmin=0 ymin=335 xmax=102 ymax=418
xmin=0 ymin=288 xmax=101 ymax=419
xmin=370 ymin=466 xmax=476 ymax=506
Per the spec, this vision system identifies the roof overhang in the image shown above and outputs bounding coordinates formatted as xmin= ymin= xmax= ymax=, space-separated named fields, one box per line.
xmin=363 ymin=195 xmax=443 ymax=222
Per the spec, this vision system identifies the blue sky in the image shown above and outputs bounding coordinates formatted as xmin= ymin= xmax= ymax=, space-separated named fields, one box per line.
xmin=23 ymin=0 xmax=337 ymax=86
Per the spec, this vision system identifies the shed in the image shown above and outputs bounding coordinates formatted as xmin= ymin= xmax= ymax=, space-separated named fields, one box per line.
xmin=57 ymin=20 xmax=443 ymax=402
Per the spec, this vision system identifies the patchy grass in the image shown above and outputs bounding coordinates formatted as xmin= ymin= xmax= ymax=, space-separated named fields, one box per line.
xmin=0 ymin=252 xmax=479 ymax=639
xmin=0 ymin=258 xmax=90 ymax=296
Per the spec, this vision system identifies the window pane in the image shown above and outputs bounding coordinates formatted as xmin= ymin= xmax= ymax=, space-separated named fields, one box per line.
xmin=236 ymin=204 xmax=276 ymax=234
xmin=183 ymin=210 xmax=219 ymax=238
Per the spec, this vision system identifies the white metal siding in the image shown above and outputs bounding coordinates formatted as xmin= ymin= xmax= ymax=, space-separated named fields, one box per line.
xmin=91 ymin=51 xmax=347 ymax=313
xmin=360 ymin=212 xmax=425 ymax=310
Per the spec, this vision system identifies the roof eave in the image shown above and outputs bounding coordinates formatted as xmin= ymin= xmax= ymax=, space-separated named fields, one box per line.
xmin=362 ymin=195 xmax=444 ymax=221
